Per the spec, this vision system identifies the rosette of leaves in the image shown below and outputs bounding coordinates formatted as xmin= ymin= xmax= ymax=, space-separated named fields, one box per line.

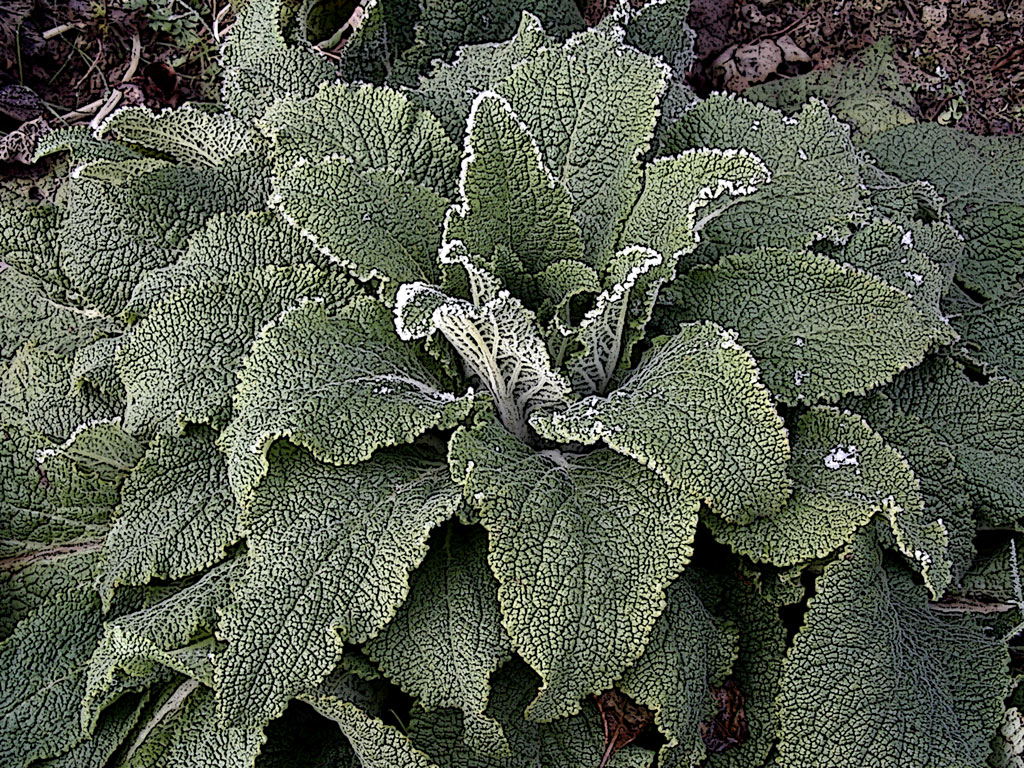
xmin=0 ymin=1 xmax=1020 ymax=767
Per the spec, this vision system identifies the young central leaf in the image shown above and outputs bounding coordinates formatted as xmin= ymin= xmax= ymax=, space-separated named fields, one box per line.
xmin=215 ymin=442 xmax=462 ymax=728
xmin=444 ymin=92 xmax=584 ymax=276
xmin=220 ymin=296 xmax=473 ymax=506
xmin=532 ymin=322 xmax=791 ymax=524
xmin=395 ymin=278 xmax=570 ymax=440
xmin=448 ymin=419 xmax=700 ymax=722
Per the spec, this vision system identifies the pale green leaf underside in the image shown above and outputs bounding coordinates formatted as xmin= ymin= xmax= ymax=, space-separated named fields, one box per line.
xmin=408 ymin=660 xmax=653 ymax=768
xmin=98 ymin=429 xmax=240 ymax=603
xmin=667 ymin=247 xmax=955 ymax=404
xmin=262 ymin=82 xmax=459 ymax=198
xmin=777 ymin=532 xmax=1008 ymax=768
xmin=216 ymin=442 xmax=461 ymax=728
xmin=97 ymin=104 xmax=257 ymax=167
xmin=662 ymin=97 xmax=868 ymax=258
xmin=220 ymin=296 xmax=472 ymax=507
xmin=271 ymin=156 xmax=447 ymax=295
xmin=496 ymin=30 xmax=667 ymax=268
xmin=531 ymin=322 xmax=790 ymax=524
xmin=364 ymin=526 xmax=512 ymax=757
xmin=882 ymin=356 xmax=1024 ymax=525
xmin=707 ymin=407 xmax=925 ymax=568
xmin=445 ymin=92 xmax=584 ymax=274
xmin=449 ymin=419 xmax=699 ymax=722
xmin=118 ymin=265 xmax=355 ymax=435
xmin=618 ymin=573 xmax=737 ymax=768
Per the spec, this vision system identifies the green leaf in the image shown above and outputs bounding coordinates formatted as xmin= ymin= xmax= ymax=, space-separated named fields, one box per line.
xmin=0 ymin=425 xmax=116 ymax=559
xmin=123 ymin=681 xmax=265 ymax=768
xmin=85 ymin=559 xmax=237 ymax=727
xmin=305 ymin=695 xmax=440 ymax=768
xmin=408 ymin=12 xmax=550 ymax=141
xmin=666 ymin=247 xmax=955 ymax=404
xmin=37 ymin=692 xmax=148 ymax=768
xmin=618 ymin=147 xmax=769 ymax=260
xmin=33 ymin=126 xmax=142 ymax=164
xmin=496 ymin=30 xmax=668 ymax=268
xmin=776 ymin=532 xmax=1009 ymax=768
xmin=71 ymin=337 xmax=123 ymax=400
xmin=850 ymin=392 xmax=975 ymax=590
xmin=707 ymin=407 xmax=926 ymax=568
xmin=364 ymin=525 xmax=512 ymax=756
xmin=98 ymin=429 xmax=240 ymax=603
xmin=448 ymin=419 xmax=699 ymax=721
xmin=745 ymin=38 xmax=918 ymax=138
xmin=335 ymin=0 xmax=420 ymax=85
xmin=0 ymin=191 xmax=64 ymax=288
xmin=408 ymin=660 xmax=654 ymax=768
xmin=949 ymin=285 xmax=1024 ymax=382
xmin=262 ymin=82 xmax=459 ymax=198
xmin=391 ymin=0 xmax=583 ymax=86
xmin=97 ymin=105 xmax=258 ymax=167
xmin=58 ymin=153 xmax=271 ymax=315
xmin=661 ymin=97 xmax=868 ymax=260
xmin=531 ymin=322 xmax=790 ymax=524
xmin=215 ymin=441 xmax=462 ymax=727
xmin=0 ymin=588 xmax=103 ymax=767
xmin=270 ymin=156 xmax=448 ymax=297
xmin=220 ymin=0 xmax=335 ymax=121
xmin=124 ymin=211 xmax=332 ymax=319
xmin=861 ymin=124 xmax=1024 ymax=300
xmin=882 ymin=356 xmax=1024 ymax=525
xmin=0 ymin=549 xmax=99 ymax=639
xmin=395 ymin=279 xmax=569 ymax=441
xmin=444 ymin=92 xmax=585 ymax=276
xmin=617 ymin=572 xmax=738 ymax=768
xmin=220 ymin=296 xmax=473 ymax=506
xmin=117 ymin=264 xmax=354 ymax=435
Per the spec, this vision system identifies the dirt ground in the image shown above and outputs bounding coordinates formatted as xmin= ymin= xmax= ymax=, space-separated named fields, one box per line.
xmin=1 ymin=0 xmax=1022 ymax=168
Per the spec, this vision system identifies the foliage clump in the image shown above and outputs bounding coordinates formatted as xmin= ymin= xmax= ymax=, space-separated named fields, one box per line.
xmin=1 ymin=1 xmax=1022 ymax=767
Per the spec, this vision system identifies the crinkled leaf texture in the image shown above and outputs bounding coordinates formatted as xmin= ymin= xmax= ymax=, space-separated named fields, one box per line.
xmin=219 ymin=296 xmax=473 ymax=506
xmin=532 ymin=322 xmax=791 ymax=524
xmin=777 ymin=532 xmax=1008 ymax=768
xmin=449 ymin=418 xmax=698 ymax=722
xmin=215 ymin=441 xmax=462 ymax=728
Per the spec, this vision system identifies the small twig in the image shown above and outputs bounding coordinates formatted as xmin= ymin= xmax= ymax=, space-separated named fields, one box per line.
xmin=57 ymin=97 xmax=105 ymax=123
xmin=213 ymin=3 xmax=232 ymax=42
xmin=90 ymin=90 xmax=123 ymax=130
xmin=42 ymin=22 xmax=83 ymax=40
xmin=123 ymin=32 xmax=142 ymax=82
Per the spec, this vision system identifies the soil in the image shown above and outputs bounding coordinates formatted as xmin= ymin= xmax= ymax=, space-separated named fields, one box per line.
xmin=0 ymin=0 xmax=1021 ymax=170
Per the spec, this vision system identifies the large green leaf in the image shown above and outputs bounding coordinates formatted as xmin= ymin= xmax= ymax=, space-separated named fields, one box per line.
xmin=861 ymin=124 xmax=1024 ymax=300
xmin=38 ymin=692 xmax=148 ymax=768
xmin=335 ymin=0 xmax=420 ymax=85
xmin=948 ymin=285 xmax=1024 ymax=383
xmin=364 ymin=525 xmax=512 ymax=756
xmin=118 ymin=265 xmax=354 ymax=435
xmin=448 ymin=419 xmax=699 ymax=722
xmin=0 ymin=192 xmax=63 ymax=288
xmin=617 ymin=572 xmax=737 ymax=768
xmin=408 ymin=12 xmax=550 ymax=141
xmin=661 ymin=97 xmax=868 ymax=260
xmin=0 ymin=588 xmax=104 ymax=767
xmin=0 ymin=549 xmax=99 ymax=640
xmin=531 ymin=322 xmax=790 ymax=524
xmin=215 ymin=441 xmax=462 ymax=727
xmin=262 ymin=82 xmax=458 ymax=198
xmin=58 ymin=153 xmax=270 ymax=315
xmin=496 ymin=30 xmax=668 ymax=268
xmin=220 ymin=0 xmax=335 ymax=121
xmin=408 ymin=660 xmax=653 ymax=768
xmin=444 ymin=92 xmax=584 ymax=276
xmin=707 ymin=407 xmax=933 ymax=571
xmin=666 ymin=247 xmax=955 ymax=404
xmin=776 ymin=532 xmax=1008 ymax=768
xmin=271 ymin=156 xmax=447 ymax=297
xmin=220 ymin=296 xmax=473 ymax=506
xmin=882 ymin=357 xmax=1024 ymax=525
xmin=98 ymin=429 xmax=240 ymax=603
